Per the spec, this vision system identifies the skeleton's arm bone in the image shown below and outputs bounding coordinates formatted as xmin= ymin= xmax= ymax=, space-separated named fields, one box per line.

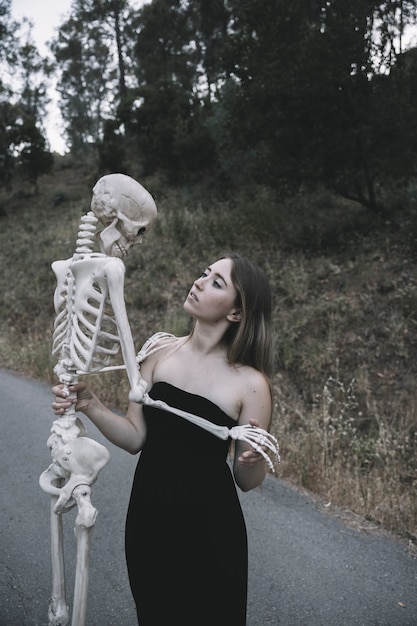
xmin=52 ymin=258 xmax=73 ymax=312
xmin=141 ymin=393 xmax=280 ymax=471
xmin=103 ymin=257 xmax=147 ymax=401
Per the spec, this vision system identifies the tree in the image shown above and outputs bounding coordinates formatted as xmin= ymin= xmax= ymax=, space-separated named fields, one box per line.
xmin=12 ymin=105 xmax=53 ymax=188
xmin=0 ymin=1 xmax=52 ymax=188
xmin=130 ymin=0 xmax=209 ymax=179
xmin=300 ymin=0 xmax=417 ymax=216
xmin=0 ymin=101 xmax=17 ymax=186
xmin=50 ymin=0 xmax=132 ymax=155
xmin=210 ymin=0 xmax=417 ymax=215
xmin=0 ymin=0 xmax=19 ymax=185
xmin=189 ymin=0 xmax=230 ymax=104
xmin=44 ymin=0 xmax=417 ymax=205
xmin=51 ymin=17 xmax=112 ymax=152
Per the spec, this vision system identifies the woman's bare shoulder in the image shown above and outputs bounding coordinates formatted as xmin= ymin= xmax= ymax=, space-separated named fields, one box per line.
xmin=235 ymin=365 xmax=272 ymax=427
xmin=236 ymin=362 xmax=270 ymax=391
xmin=136 ymin=333 xmax=190 ymax=367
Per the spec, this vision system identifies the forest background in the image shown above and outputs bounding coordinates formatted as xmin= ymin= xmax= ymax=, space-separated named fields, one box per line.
xmin=1 ymin=0 xmax=417 ymax=545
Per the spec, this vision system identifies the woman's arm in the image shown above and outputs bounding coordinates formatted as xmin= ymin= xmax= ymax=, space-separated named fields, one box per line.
xmin=232 ymin=371 xmax=272 ymax=492
xmin=51 ymin=335 xmax=174 ymax=453
xmin=52 ymin=381 xmax=146 ymax=454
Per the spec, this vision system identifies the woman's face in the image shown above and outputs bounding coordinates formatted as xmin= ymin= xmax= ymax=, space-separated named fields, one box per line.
xmin=184 ymin=258 xmax=240 ymax=323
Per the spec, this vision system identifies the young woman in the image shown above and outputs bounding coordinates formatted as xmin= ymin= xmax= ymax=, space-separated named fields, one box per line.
xmin=52 ymin=252 xmax=274 ymax=625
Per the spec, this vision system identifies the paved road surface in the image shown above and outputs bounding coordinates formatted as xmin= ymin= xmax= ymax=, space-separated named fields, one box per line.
xmin=1 ymin=370 xmax=416 ymax=625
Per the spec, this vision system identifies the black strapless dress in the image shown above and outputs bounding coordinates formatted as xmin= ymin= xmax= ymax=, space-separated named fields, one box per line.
xmin=125 ymin=382 xmax=248 ymax=625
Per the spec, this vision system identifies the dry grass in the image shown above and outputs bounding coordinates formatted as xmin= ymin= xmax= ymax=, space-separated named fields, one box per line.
xmin=272 ymin=373 xmax=417 ymax=542
xmin=1 ymin=157 xmax=416 ymax=544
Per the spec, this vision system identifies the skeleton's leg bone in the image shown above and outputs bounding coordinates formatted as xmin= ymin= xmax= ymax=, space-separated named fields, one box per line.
xmin=48 ymin=493 xmax=70 ymax=626
xmin=71 ymin=485 xmax=97 ymax=626
xmin=41 ymin=435 xmax=109 ymax=626
xmin=71 ymin=529 xmax=93 ymax=626
xmin=42 ymin=371 xmax=83 ymax=626
xmin=44 ymin=389 xmax=109 ymax=626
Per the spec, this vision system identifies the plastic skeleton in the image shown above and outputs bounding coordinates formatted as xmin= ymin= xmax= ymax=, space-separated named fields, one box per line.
xmin=39 ymin=173 xmax=279 ymax=626
xmin=39 ymin=173 xmax=157 ymax=626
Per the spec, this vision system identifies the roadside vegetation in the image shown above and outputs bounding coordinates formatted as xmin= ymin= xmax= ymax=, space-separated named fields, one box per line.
xmin=1 ymin=156 xmax=416 ymax=545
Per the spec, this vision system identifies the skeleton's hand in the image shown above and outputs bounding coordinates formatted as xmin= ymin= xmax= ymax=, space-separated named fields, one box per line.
xmin=237 ymin=419 xmax=268 ymax=467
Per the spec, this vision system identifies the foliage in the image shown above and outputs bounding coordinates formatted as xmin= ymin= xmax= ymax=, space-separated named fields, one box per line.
xmin=2 ymin=0 xmax=417 ymax=214
xmin=80 ymin=2 xmax=417 ymax=217
xmin=0 ymin=101 xmax=18 ymax=185
xmin=1 ymin=158 xmax=417 ymax=542
xmin=0 ymin=0 xmax=53 ymax=187
xmin=1 ymin=0 xmax=417 ymax=544
xmin=11 ymin=106 xmax=53 ymax=186
xmin=49 ymin=0 xmax=120 ymax=152
xmin=213 ymin=0 xmax=417 ymax=215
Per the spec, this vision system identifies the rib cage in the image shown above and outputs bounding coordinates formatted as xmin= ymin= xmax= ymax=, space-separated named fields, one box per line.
xmin=52 ymin=272 xmax=122 ymax=374
xmin=71 ymin=282 xmax=121 ymax=372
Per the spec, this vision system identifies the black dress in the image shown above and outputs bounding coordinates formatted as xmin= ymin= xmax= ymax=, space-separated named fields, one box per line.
xmin=125 ymin=382 xmax=248 ymax=626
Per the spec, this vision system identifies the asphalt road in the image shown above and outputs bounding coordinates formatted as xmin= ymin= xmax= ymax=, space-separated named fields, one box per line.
xmin=1 ymin=369 xmax=417 ymax=626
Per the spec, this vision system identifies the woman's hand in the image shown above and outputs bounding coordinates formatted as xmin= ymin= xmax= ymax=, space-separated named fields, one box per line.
xmin=51 ymin=382 xmax=92 ymax=415
xmin=52 ymin=380 xmax=146 ymax=454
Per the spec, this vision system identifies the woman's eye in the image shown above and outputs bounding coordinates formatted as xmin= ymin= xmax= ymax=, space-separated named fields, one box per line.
xmin=213 ymin=280 xmax=222 ymax=288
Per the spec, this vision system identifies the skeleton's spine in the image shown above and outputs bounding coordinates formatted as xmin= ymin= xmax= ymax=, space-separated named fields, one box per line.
xmin=75 ymin=211 xmax=98 ymax=256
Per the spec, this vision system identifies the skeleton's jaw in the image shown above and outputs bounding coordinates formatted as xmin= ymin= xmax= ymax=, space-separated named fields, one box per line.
xmin=113 ymin=240 xmax=140 ymax=258
xmin=98 ymin=227 xmax=141 ymax=258
xmin=113 ymin=242 xmax=128 ymax=258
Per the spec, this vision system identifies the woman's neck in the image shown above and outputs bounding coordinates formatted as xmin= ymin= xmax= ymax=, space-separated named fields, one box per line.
xmin=187 ymin=322 xmax=228 ymax=357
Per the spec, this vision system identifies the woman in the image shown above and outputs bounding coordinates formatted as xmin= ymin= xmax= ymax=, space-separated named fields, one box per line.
xmin=52 ymin=252 xmax=274 ymax=625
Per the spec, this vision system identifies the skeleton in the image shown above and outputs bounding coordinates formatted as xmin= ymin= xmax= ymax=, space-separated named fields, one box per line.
xmin=40 ymin=172 xmax=279 ymax=626
xmin=39 ymin=173 xmax=157 ymax=626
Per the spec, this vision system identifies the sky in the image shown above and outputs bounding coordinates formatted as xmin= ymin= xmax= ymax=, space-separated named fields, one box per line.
xmin=11 ymin=0 xmax=73 ymax=153
xmin=10 ymin=0 xmax=147 ymax=154
xmin=11 ymin=0 xmax=73 ymax=55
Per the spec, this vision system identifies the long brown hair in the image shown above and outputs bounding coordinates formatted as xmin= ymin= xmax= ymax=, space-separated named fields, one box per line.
xmin=222 ymin=252 xmax=273 ymax=380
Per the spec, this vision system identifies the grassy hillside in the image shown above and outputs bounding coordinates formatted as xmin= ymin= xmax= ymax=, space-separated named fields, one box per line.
xmin=1 ymin=155 xmax=416 ymax=543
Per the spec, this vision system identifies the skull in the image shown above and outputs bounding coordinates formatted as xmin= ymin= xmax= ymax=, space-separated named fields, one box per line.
xmin=90 ymin=173 xmax=157 ymax=257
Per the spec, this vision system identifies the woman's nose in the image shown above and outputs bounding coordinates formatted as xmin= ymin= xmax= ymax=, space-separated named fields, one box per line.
xmin=194 ymin=276 xmax=203 ymax=289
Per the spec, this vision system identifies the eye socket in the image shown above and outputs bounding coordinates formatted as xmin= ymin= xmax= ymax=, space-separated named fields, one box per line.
xmin=137 ymin=227 xmax=146 ymax=236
